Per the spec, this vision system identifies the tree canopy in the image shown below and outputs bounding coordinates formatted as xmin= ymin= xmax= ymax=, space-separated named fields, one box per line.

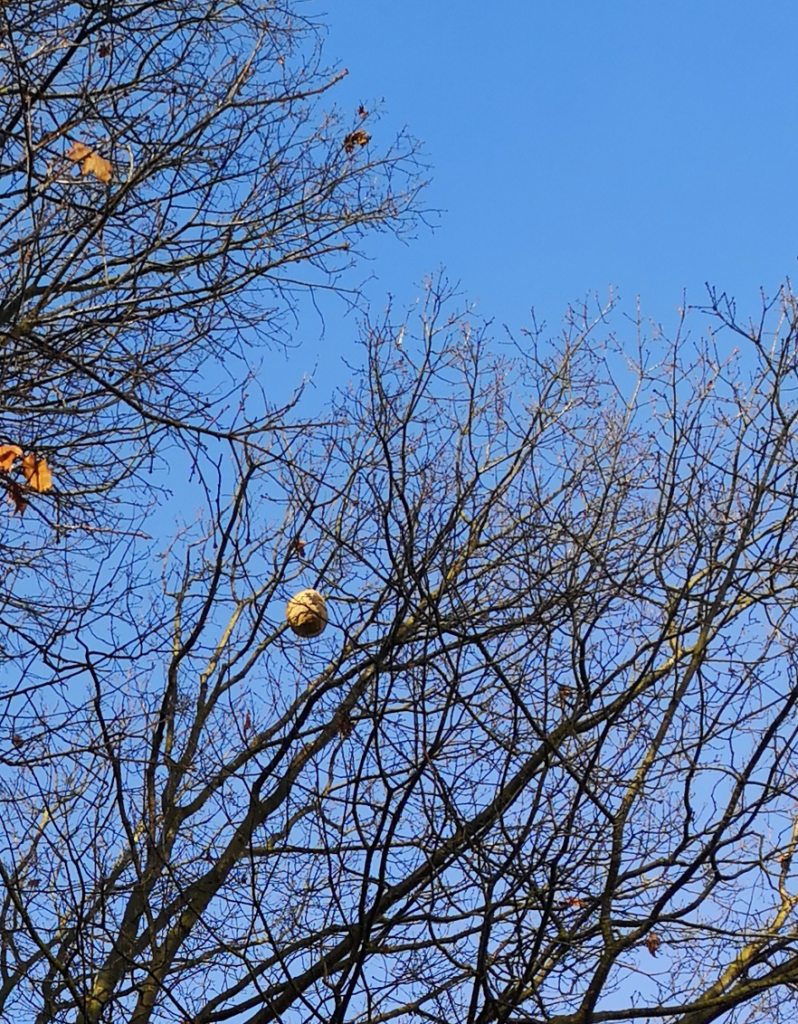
xmin=3 ymin=5 xmax=798 ymax=1024
xmin=0 ymin=0 xmax=421 ymax=672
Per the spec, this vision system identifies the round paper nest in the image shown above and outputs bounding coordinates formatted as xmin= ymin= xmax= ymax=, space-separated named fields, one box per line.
xmin=285 ymin=588 xmax=328 ymax=638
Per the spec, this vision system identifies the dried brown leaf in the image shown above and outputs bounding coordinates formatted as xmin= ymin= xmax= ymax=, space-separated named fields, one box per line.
xmin=83 ymin=151 xmax=112 ymax=183
xmin=67 ymin=140 xmax=113 ymax=183
xmin=66 ymin=141 xmax=92 ymax=163
xmin=343 ymin=129 xmax=370 ymax=154
xmin=8 ymin=481 xmax=26 ymax=514
xmin=336 ymin=709 xmax=355 ymax=738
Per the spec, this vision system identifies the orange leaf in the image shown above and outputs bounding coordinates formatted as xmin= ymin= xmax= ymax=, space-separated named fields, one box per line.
xmin=22 ymin=454 xmax=53 ymax=493
xmin=645 ymin=932 xmax=661 ymax=957
xmin=8 ymin=481 xmax=26 ymax=514
xmin=0 ymin=445 xmax=22 ymax=472
xmin=66 ymin=140 xmax=113 ymax=183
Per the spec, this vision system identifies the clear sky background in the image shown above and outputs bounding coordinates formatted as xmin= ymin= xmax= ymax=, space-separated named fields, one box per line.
xmin=288 ymin=0 xmax=798 ymax=380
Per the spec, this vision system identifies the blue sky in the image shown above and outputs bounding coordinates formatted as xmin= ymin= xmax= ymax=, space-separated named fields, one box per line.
xmin=304 ymin=1 xmax=798 ymax=365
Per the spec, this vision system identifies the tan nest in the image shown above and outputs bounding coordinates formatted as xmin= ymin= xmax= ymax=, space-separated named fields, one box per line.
xmin=285 ymin=588 xmax=328 ymax=638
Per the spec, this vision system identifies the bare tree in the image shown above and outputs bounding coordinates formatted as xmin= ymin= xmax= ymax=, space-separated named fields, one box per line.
xmin=6 ymin=5 xmax=798 ymax=1024
xmin=5 ymin=262 xmax=798 ymax=1024
xmin=0 ymin=0 xmax=422 ymax=673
